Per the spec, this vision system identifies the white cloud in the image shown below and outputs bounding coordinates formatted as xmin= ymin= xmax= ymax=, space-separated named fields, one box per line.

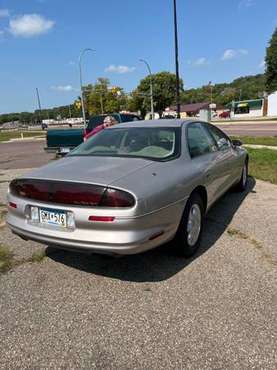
xmin=221 ymin=48 xmax=248 ymax=61
xmin=9 ymin=14 xmax=54 ymax=37
xmin=105 ymin=65 xmax=136 ymax=74
xmin=238 ymin=0 xmax=254 ymax=9
xmin=68 ymin=61 xmax=76 ymax=66
xmin=51 ymin=85 xmax=75 ymax=92
xmin=0 ymin=9 xmax=9 ymax=18
xmin=238 ymin=49 xmax=248 ymax=55
xmin=221 ymin=49 xmax=236 ymax=60
xmin=194 ymin=57 xmax=209 ymax=66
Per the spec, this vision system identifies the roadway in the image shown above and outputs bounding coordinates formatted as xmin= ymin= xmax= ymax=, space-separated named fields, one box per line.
xmin=0 ymin=121 xmax=277 ymax=170
xmin=216 ymin=121 xmax=277 ymax=137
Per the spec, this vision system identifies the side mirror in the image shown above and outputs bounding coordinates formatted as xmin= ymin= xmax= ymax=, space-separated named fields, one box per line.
xmin=232 ymin=139 xmax=243 ymax=147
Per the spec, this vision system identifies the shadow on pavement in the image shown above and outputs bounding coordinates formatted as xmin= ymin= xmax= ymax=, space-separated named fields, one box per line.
xmin=47 ymin=177 xmax=256 ymax=282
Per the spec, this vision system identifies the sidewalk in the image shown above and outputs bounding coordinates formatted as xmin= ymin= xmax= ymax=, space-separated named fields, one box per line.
xmin=243 ymin=144 xmax=277 ymax=150
xmin=1 ymin=136 xmax=45 ymax=144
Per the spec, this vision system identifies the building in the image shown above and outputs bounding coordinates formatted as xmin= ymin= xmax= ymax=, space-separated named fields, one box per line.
xmin=267 ymin=91 xmax=277 ymax=117
xmin=226 ymin=99 xmax=264 ymax=119
xmin=169 ymin=102 xmax=211 ymax=118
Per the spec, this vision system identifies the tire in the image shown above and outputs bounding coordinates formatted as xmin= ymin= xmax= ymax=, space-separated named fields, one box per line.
xmin=235 ymin=160 xmax=248 ymax=192
xmin=174 ymin=193 xmax=204 ymax=258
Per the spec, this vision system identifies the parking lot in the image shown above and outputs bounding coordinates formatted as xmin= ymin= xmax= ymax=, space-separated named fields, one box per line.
xmin=0 ymin=164 xmax=276 ymax=368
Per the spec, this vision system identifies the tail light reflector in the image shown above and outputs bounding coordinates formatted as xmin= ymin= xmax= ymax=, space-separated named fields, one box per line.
xmin=88 ymin=216 xmax=115 ymax=222
xmin=9 ymin=202 xmax=17 ymax=209
xmin=149 ymin=231 xmax=164 ymax=241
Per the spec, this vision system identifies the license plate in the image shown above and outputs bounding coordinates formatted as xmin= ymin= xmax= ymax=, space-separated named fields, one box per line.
xmin=60 ymin=147 xmax=70 ymax=153
xmin=39 ymin=208 xmax=67 ymax=228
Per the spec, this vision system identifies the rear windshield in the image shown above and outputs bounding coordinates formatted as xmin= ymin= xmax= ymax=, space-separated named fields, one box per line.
xmin=87 ymin=115 xmax=119 ymax=131
xmin=87 ymin=114 xmax=140 ymax=131
xmin=69 ymin=127 xmax=181 ymax=161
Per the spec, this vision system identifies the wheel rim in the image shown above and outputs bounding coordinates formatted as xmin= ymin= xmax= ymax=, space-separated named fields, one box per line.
xmin=187 ymin=204 xmax=201 ymax=247
xmin=242 ymin=164 xmax=247 ymax=187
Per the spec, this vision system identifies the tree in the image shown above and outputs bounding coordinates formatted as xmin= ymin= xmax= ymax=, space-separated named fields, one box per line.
xmin=133 ymin=71 xmax=184 ymax=116
xmin=180 ymin=74 xmax=266 ymax=107
xmin=84 ymin=78 xmax=128 ymax=116
xmin=265 ymin=27 xmax=277 ymax=93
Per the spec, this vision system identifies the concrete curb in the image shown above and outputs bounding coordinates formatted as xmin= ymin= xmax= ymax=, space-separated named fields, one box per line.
xmin=1 ymin=137 xmax=45 ymax=144
xmin=243 ymin=144 xmax=277 ymax=150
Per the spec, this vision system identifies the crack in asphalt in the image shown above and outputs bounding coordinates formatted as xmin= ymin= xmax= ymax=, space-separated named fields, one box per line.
xmin=227 ymin=227 xmax=277 ymax=268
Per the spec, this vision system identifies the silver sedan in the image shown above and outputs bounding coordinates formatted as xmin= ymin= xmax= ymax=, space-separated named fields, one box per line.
xmin=7 ymin=120 xmax=248 ymax=257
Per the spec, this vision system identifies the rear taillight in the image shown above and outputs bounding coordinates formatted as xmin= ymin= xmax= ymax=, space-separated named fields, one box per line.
xmin=10 ymin=179 xmax=135 ymax=208
xmin=10 ymin=179 xmax=104 ymax=206
xmin=100 ymin=188 xmax=135 ymax=208
xmin=8 ymin=202 xmax=17 ymax=209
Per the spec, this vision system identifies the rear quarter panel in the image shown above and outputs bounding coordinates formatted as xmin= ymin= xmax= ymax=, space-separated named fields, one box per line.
xmin=110 ymin=157 xmax=205 ymax=218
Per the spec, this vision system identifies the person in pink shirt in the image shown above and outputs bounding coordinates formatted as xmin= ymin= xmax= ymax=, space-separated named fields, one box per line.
xmin=84 ymin=115 xmax=118 ymax=141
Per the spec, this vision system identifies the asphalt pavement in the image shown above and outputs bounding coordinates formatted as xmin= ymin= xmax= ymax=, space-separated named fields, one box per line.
xmin=0 ymin=140 xmax=53 ymax=170
xmin=0 ymin=169 xmax=276 ymax=369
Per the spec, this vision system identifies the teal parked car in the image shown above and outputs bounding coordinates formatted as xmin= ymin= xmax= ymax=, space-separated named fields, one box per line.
xmin=45 ymin=113 xmax=141 ymax=155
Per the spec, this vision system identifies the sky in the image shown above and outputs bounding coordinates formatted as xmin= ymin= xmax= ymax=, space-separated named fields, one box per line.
xmin=0 ymin=0 xmax=276 ymax=113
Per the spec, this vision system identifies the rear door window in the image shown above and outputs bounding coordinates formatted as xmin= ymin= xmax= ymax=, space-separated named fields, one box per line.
xmin=187 ymin=123 xmax=216 ymax=158
xmin=203 ymin=123 xmax=231 ymax=151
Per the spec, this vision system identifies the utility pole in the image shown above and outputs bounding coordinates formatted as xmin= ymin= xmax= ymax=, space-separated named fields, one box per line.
xmin=100 ymin=94 xmax=104 ymax=115
xmin=79 ymin=48 xmax=94 ymax=129
xmin=239 ymin=89 xmax=242 ymax=101
xmin=139 ymin=59 xmax=154 ymax=119
xmin=173 ymin=0 xmax=181 ymax=118
xmin=208 ymin=81 xmax=213 ymax=104
xmin=36 ymin=87 xmax=42 ymax=125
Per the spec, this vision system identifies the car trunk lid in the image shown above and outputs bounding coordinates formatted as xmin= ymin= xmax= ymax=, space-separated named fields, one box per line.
xmin=22 ymin=156 xmax=153 ymax=187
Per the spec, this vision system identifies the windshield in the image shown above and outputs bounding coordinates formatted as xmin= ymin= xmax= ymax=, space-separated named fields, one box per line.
xmin=69 ymin=127 xmax=180 ymax=161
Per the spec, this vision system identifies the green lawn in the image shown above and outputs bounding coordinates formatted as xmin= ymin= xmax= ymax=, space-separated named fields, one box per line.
xmin=248 ymin=148 xmax=277 ymax=185
xmin=0 ymin=131 xmax=45 ymax=142
xmin=231 ymin=136 xmax=277 ymax=147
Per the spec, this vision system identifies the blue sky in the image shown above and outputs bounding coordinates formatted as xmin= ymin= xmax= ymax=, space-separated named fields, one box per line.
xmin=0 ymin=0 xmax=276 ymax=113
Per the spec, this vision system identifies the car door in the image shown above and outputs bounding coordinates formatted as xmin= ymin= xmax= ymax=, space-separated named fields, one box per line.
xmin=202 ymin=122 xmax=241 ymax=191
xmin=186 ymin=122 xmax=225 ymax=207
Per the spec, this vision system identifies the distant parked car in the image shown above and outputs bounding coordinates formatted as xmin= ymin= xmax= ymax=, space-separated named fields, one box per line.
xmin=219 ymin=110 xmax=231 ymax=119
xmin=7 ymin=119 xmax=248 ymax=258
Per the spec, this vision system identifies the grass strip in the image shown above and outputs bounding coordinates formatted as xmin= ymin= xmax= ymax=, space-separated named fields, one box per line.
xmin=247 ymin=148 xmax=277 ymax=185
xmin=231 ymin=136 xmax=277 ymax=147
xmin=0 ymin=131 xmax=45 ymax=142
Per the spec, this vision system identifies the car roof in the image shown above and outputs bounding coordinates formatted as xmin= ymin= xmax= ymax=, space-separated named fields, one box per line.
xmin=111 ymin=119 xmax=194 ymax=129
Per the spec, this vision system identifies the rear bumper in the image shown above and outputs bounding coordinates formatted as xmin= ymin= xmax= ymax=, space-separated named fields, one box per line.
xmin=7 ymin=221 xmax=175 ymax=255
xmin=44 ymin=146 xmax=76 ymax=154
xmin=6 ymin=194 xmax=185 ymax=255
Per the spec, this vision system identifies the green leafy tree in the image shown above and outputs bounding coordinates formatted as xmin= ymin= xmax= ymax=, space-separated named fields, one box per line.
xmin=84 ymin=78 xmax=128 ymax=116
xmin=181 ymin=74 xmax=265 ymax=107
xmin=265 ymin=27 xmax=277 ymax=93
xmin=133 ymin=71 xmax=184 ymax=116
